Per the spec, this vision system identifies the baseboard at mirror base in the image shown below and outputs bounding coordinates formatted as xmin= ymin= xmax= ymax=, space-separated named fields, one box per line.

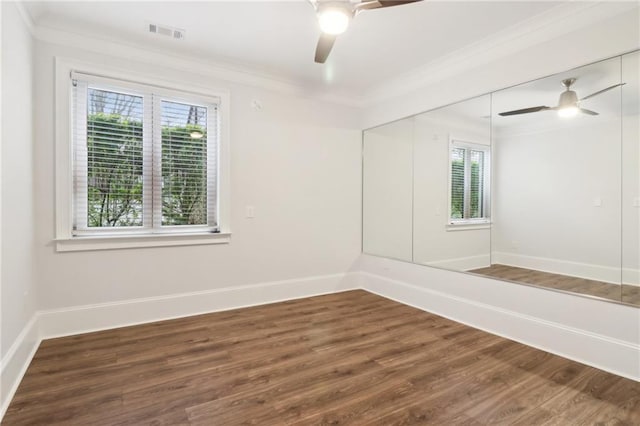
xmin=418 ymin=255 xmax=490 ymax=272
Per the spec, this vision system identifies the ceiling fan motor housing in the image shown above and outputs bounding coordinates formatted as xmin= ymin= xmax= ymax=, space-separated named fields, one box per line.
xmin=558 ymin=89 xmax=578 ymax=108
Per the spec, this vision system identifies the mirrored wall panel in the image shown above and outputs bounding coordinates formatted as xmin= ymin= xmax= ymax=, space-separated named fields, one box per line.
xmin=485 ymin=57 xmax=623 ymax=302
xmin=622 ymin=50 xmax=640 ymax=305
xmin=363 ymin=117 xmax=414 ymax=262
xmin=362 ymin=51 xmax=640 ymax=306
xmin=413 ymin=95 xmax=491 ymax=270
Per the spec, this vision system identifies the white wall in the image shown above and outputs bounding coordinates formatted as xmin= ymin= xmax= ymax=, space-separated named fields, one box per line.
xmin=492 ymin=119 xmax=622 ymax=283
xmin=413 ymin=105 xmax=491 ymax=270
xmin=32 ymin=38 xmax=363 ymax=311
xmin=0 ymin=0 xmax=39 ymax=405
xmin=362 ymin=118 xmax=414 ymax=262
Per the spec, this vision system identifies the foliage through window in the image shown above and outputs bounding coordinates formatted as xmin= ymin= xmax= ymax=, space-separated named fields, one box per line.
xmin=72 ymin=73 xmax=219 ymax=235
xmin=449 ymin=140 xmax=490 ymax=224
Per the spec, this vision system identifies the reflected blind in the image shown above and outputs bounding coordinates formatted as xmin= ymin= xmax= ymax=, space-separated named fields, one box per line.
xmin=450 ymin=147 xmax=465 ymax=219
xmin=469 ymin=150 xmax=485 ymax=219
xmin=72 ymin=72 xmax=219 ymax=234
xmin=449 ymin=141 xmax=490 ymax=222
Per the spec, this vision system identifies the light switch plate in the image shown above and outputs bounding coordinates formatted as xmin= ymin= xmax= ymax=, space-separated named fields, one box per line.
xmin=246 ymin=206 xmax=255 ymax=218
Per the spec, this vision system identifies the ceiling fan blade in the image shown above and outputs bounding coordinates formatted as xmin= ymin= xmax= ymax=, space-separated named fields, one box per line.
xmin=315 ymin=33 xmax=336 ymax=64
xmin=579 ymin=83 xmax=625 ymax=102
xmin=379 ymin=0 xmax=422 ymax=6
xmin=579 ymin=108 xmax=599 ymax=116
xmin=498 ymin=106 xmax=551 ymax=116
xmin=356 ymin=0 xmax=422 ymax=11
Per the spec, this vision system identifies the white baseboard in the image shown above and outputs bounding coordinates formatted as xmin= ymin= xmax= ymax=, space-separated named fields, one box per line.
xmin=492 ymin=251 xmax=632 ymax=285
xmin=38 ymin=272 xmax=360 ymax=339
xmin=418 ymin=254 xmax=490 ymax=271
xmin=0 ymin=272 xmax=359 ymax=420
xmin=360 ymin=270 xmax=640 ymax=382
xmin=2 ymin=266 xmax=638 ymax=423
xmin=0 ymin=315 xmax=40 ymax=420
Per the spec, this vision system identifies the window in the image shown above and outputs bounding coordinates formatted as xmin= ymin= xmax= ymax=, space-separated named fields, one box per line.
xmin=55 ymin=62 xmax=230 ymax=251
xmin=72 ymin=72 xmax=218 ymax=235
xmin=448 ymin=139 xmax=490 ymax=226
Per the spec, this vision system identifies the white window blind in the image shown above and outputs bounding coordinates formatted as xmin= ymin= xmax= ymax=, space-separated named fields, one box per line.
xmin=71 ymin=71 xmax=219 ymax=235
xmin=449 ymin=140 xmax=490 ymax=224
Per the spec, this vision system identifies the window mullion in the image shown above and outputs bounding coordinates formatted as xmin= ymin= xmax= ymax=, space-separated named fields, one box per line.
xmin=152 ymin=94 xmax=163 ymax=230
xmin=207 ymin=106 xmax=218 ymax=229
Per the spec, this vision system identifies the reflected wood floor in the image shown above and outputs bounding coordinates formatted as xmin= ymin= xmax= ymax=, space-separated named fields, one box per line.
xmin=4 ymin=290 xmax=639 ymax=425
xmin=471 ymin=264 xmax=640 ymax=306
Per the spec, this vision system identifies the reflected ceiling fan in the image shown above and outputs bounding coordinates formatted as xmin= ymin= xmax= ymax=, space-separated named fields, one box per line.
xmin=498 ymin=78 xmax=626 ymax=118
xmin=311 ymin=0 xmax=423 ymax=63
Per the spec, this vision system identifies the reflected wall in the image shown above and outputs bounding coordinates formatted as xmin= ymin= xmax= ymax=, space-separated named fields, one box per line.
xmin=362 ymin=118 xmax=413 ymax=262
xmin=489 ymin=57 xmax=623 ymax=302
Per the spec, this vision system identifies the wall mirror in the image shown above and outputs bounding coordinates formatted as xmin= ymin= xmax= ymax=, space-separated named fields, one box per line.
xmin=362 ymin=50 xmax=639 ymax=306
xmin=412 ymin=95 xmax=491 ymax=270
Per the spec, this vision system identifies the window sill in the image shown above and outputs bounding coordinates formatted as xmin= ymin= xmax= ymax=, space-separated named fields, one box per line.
xmin=446 ymin=222 xmax=491 ymax=232
xmin=55 ymin=232 xmax=231 ymax=252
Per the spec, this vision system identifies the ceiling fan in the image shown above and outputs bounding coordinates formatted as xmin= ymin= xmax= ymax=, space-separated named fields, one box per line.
xmin=498 ymin=78 xmax=626 ymax=118
xmin=311 ymin=0 xmax=422 ymax=64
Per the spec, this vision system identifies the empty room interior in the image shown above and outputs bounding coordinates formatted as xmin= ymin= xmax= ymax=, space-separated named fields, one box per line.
xmin=1 ymin=0 xmax=640 ymax=424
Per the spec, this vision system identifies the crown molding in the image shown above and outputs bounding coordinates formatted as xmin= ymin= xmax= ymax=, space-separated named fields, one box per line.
xmin=11 ymin=1 xmax=36 ymax=37
xmin=364 ymin=1 xmax=639 ymax=105
xmin=13 ymin=1 xmax=638 ymax=109
xmin=31 ymin=24 xmax=366 ymax=108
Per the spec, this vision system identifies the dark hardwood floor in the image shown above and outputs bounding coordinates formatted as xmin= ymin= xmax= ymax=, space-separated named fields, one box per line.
xmin=471 ymin=263 xmax=640 ymax=306
xmin=3 ymin=290 xmax=639 ymax=425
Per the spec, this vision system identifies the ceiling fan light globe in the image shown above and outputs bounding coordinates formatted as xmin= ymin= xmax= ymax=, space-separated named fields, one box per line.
xmin=557 ymin=106 xmax=578 ymax=118
xmin=318 ymin=8 xmax=351 ymax=35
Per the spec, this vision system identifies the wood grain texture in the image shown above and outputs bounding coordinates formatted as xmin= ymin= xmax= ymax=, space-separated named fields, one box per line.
xmin=3 ymin=290 xmax=639 ymax=425
xmin=471 ymin=263 xmax=640 ymax=306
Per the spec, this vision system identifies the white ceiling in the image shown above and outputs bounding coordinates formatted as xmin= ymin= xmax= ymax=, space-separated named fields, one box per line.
xmin=23 ymin=0 xmax=567 ymax=99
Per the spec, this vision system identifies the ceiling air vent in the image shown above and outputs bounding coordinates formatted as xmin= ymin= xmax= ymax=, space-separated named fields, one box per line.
xmin=148 ymin=23 xmax=185 ymax=40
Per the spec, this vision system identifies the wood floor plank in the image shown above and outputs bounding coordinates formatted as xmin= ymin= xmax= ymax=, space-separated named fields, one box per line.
xmin=3 ymin=290 xmax=639 ymax=425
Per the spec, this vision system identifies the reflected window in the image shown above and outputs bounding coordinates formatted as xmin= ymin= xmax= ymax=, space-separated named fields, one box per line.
xmin=449 ymin=140 xmax=490 ymax=225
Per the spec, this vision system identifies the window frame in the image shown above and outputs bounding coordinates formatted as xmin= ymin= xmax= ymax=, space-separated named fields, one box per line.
xmin=55 ymin=58 xmax=231 ymax=251
xmin=447 ymin=137 xmax=491 ymax=229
